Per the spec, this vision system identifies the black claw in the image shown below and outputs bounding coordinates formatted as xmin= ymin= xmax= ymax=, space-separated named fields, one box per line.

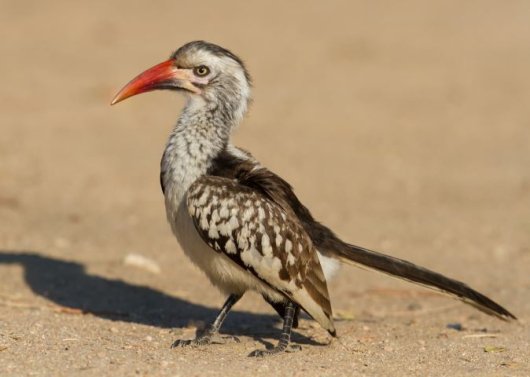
xmin=248 ymin=349 xmax=269 ymax=357
xmin=248 ymin=343 xmax=302 ymax=357
xmin=248 ymin=348 xmax=283 ymax=357
xmin=171 ymin=336 xmax=212 ymax=348
xmin=171 ymin=339 xmax=191 ymax=348
xmin=171 ymin=339 xmax=187 ymax=348
xmin=285 ymin=344 xmax=302 ymax=353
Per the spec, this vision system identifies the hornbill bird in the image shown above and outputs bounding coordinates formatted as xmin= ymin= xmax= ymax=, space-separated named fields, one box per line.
xmin=111 ymin=41 xmax=515 ymax=357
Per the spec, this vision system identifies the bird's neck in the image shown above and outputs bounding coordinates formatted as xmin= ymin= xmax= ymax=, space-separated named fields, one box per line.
xmin=161 ymin=100 xmax=237 ymax=203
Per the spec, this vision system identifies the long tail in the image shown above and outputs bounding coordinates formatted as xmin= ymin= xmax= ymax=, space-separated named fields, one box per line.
xmin=308 ymin=223 xmax=516 ymax=321
xmin=241 ymin=167 xmax=516 ymax=321
xmin=335 ymin=243 xmax=516 ymax=320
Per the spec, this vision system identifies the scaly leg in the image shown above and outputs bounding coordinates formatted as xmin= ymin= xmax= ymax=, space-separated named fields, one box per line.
xmin=171 ymin=294 xmax=242 ymax=348
xmin=263 ymin=294 xmax=300 ymax=328
xmin=249 ymin=300 xmax=301 ymax=357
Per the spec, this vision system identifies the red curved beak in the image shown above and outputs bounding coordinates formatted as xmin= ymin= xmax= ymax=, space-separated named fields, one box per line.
xmin=111 ymin=59 xmax=198 ymax=105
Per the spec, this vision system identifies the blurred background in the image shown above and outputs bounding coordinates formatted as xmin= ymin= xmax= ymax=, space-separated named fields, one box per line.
xmin=0 ymin=0 xmax=529 ymax=375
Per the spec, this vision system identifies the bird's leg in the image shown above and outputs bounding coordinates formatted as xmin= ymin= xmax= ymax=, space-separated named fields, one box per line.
xmin=263 ymin=294 xmax=301 ymax=328
xmin=171 ymin=294 xmax=242 ymax=348
xmin=249 ymin=300 xmax=301 ymax=357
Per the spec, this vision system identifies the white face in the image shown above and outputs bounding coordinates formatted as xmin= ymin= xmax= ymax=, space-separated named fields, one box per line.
xmin=177 ymin=50 xmax=251 ymax=100
xmin=172 ymin=49 xmax=251 ymax=125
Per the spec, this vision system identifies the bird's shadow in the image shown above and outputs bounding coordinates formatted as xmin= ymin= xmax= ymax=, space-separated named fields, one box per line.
xmin=0 ymin=251 xmax=323 ymax=346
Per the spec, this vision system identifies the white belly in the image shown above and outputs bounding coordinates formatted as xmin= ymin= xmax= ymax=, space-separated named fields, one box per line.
xmin=166 ymin=194 xmax=285 ymax=301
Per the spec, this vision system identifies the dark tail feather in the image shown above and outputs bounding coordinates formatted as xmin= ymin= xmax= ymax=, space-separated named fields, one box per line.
xmin=333 ymin=243 xmax=516 ymax=320
xmin=244 ymin=168 xmax=517 ymax=321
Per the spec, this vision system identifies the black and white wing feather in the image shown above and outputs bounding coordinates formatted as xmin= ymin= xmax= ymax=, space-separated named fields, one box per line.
xmin=186 ymin=175 xmax=336 ymax=334
xmin=230 ymin=162 xmax=516 ymax=321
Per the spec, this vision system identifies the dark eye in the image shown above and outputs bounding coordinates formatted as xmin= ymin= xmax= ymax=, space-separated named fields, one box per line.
xmin=193 ymin=65 xmax=210 ymax=77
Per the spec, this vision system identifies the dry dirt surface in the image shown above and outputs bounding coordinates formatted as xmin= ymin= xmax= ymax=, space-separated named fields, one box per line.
xmin=1 ymin=1 xmax=529 ymax=376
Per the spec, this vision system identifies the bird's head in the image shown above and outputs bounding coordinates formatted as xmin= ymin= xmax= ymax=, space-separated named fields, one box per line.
xmin=111 ymin=41 xmax=252 ymax=123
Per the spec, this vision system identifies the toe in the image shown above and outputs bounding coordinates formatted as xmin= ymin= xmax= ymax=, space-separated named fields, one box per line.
xmin=248 ymin=349 xmax=268 ymax=357
xmin=286 ymin=344 xmax=302 ymax=353
xmin=171 ymin=339 xmax=193 ymax=348
xmin=217 ymin=335 xmax=240 ymax=344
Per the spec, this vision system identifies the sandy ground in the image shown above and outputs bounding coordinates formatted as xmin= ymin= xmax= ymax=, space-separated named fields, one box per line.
xmin=1 ymin=0 xmax=529 ymax=376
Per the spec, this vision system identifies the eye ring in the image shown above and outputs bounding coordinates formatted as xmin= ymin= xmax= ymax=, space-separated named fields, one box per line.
xmin=193 ymin=65 xmax=210 ymax=77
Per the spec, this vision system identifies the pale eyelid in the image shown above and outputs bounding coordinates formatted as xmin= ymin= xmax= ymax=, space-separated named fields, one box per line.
xmin=193 ymin=75 xmax=210 ymax=85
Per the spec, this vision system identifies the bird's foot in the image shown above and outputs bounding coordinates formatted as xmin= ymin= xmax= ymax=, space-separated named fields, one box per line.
xmin=248 ymin=344 xmax=302 ymax=357
xmin=171 ymin=334 xmax=212 ymax=348
xmin=171 ymin=332 xmax=240 ymax=348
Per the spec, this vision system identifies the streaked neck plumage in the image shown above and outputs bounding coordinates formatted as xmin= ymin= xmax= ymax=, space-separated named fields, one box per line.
xmin=161 ymin=93 xmax=248 ymax=204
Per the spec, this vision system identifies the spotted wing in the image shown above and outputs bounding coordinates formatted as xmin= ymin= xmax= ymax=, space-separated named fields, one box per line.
xmin=186 ymin=175 xmax=335 ymax=334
